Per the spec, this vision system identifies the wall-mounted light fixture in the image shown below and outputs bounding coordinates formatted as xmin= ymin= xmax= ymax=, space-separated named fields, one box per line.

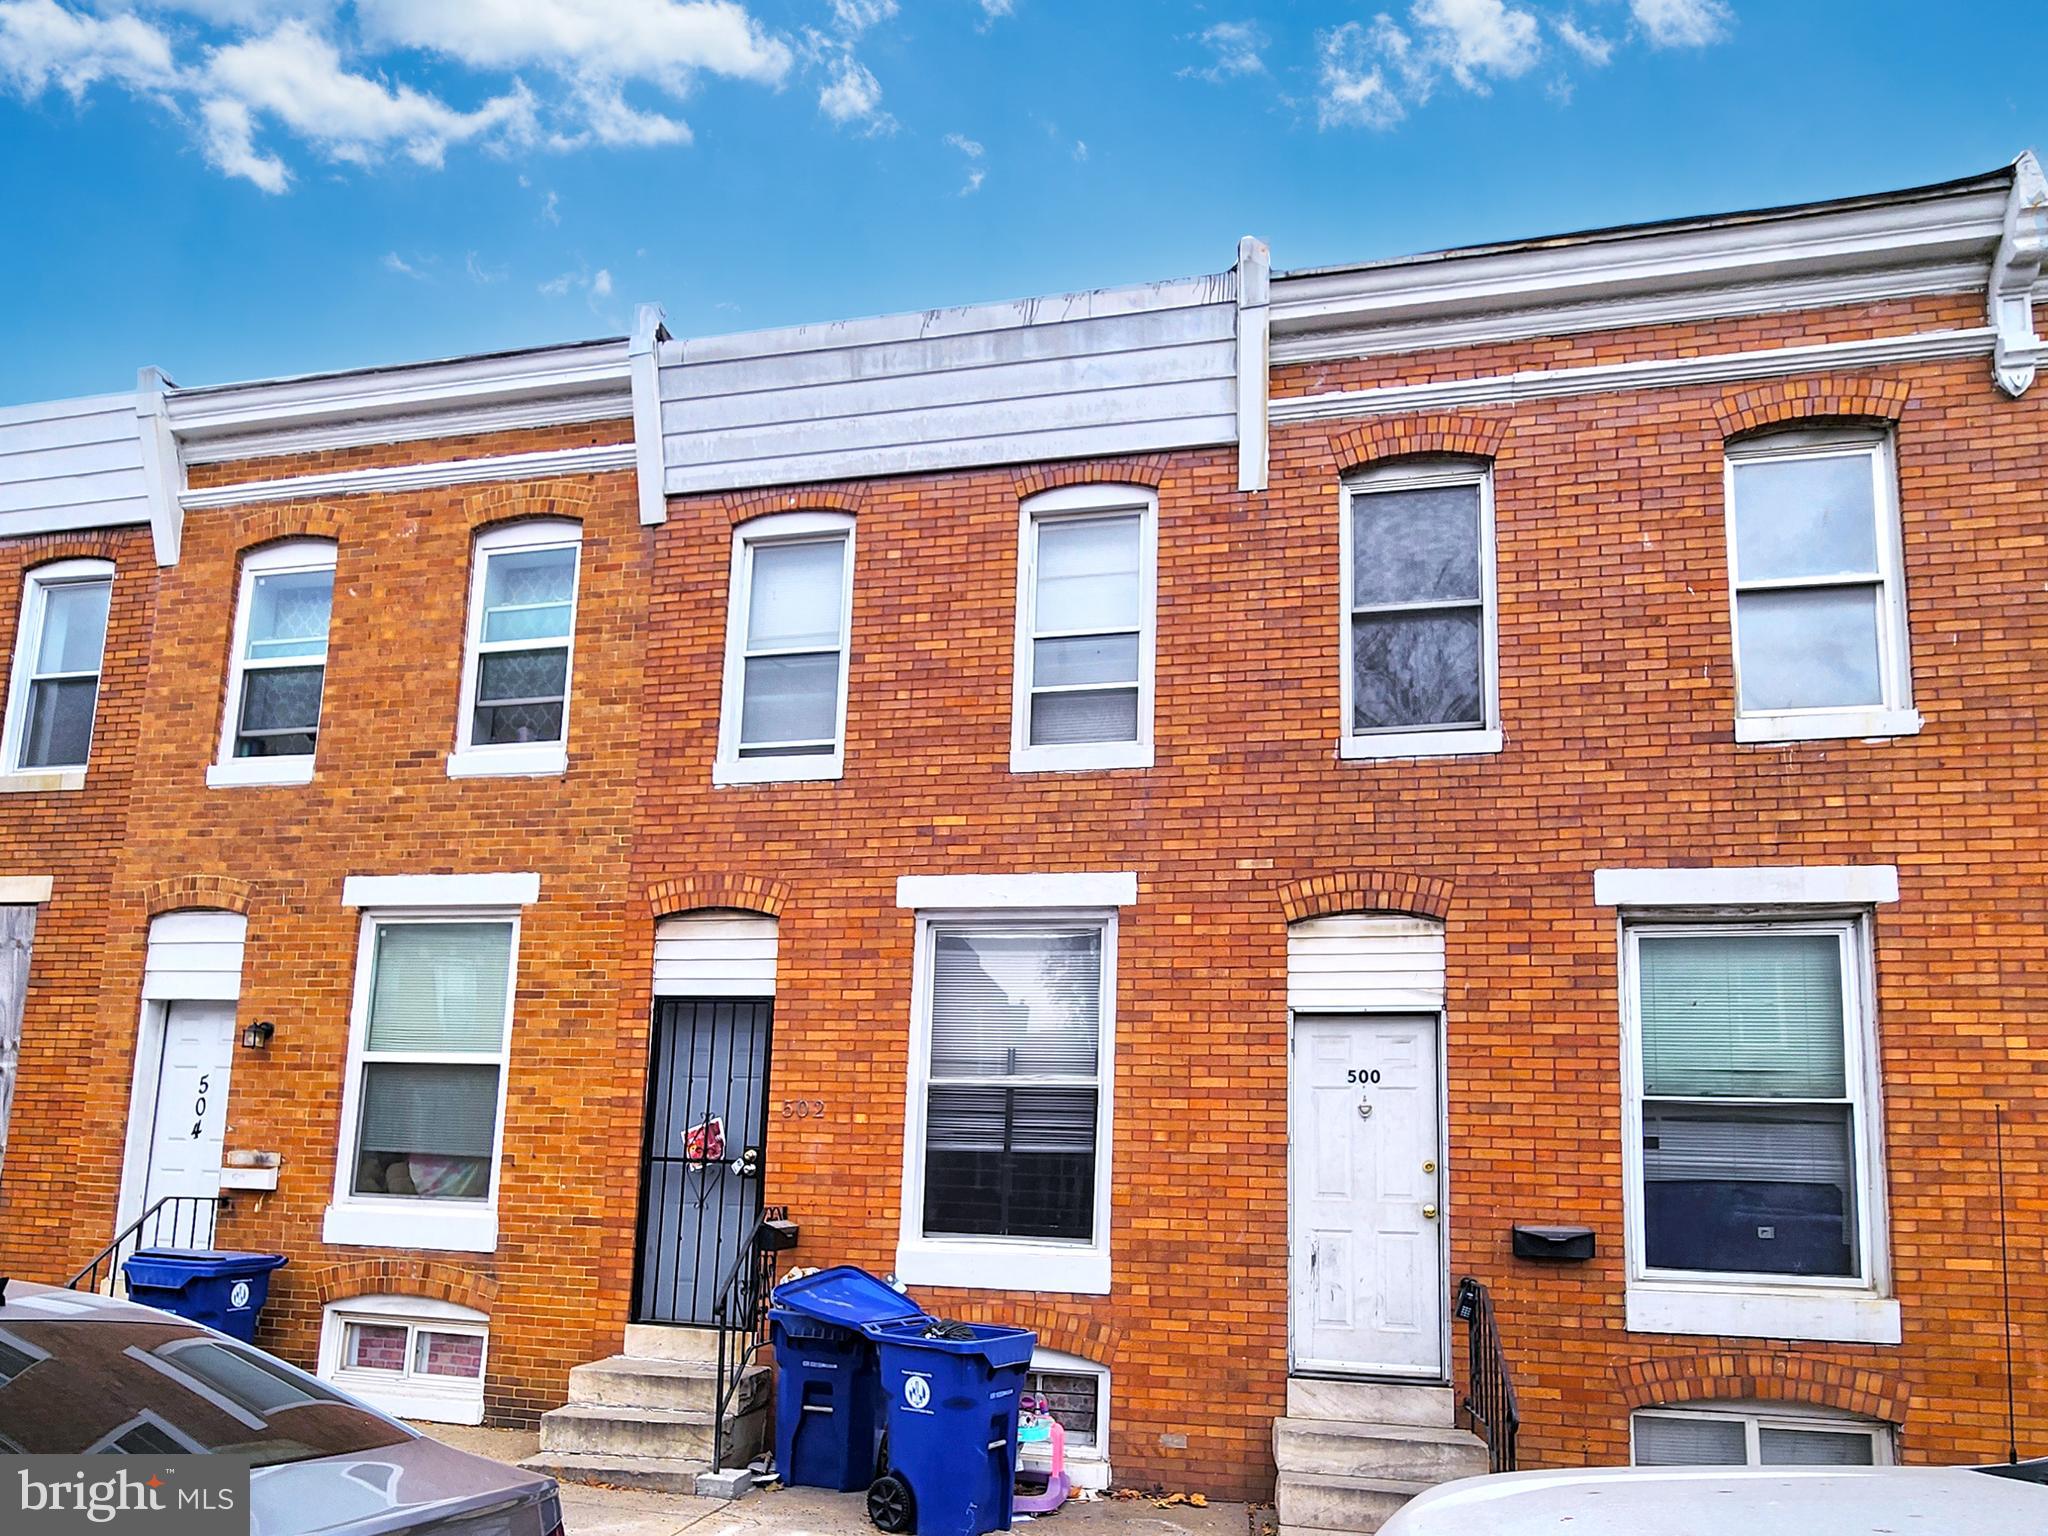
xmin=240 ymin=1019 xmax=275 ymax=1051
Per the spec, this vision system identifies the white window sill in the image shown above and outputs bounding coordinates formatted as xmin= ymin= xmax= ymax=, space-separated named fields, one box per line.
xmin=1010 ymin=741 xmax=1153 ymax=775
xmin=322 ymin=1201 xmax=497 ymax=1253
xmin=0 ymin=768 xmax=86 ymax=794
xmin=207 ymin=757 xmax=315 ymax=788
xmin=446 ymin=744 xmax=567 ymax=779
xmin=329 ymin=1373 xmax=485 ymax=1426
xmin=1625 ymin=1282 xmax=1901 ymax=1345
xmin=1735 ymin=708 xmax=1922 ymax=745
xmin=713 ymin=753 xmax=844 ymax=786
xmin=1022 ymin=1443 xmax=1110 ymax=1491
xmin=895 ymin=1237 xmax=1109 ymax=1295
xmin=1340 ymin=728 xmax=1503 ymax=761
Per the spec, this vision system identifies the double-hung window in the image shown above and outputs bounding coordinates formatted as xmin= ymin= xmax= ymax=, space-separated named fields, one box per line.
xmin=1340 ymin=459 xmax=1500 ymax=759
xmin=1012 ymin=486 xmax=1156 ymax=773
xmin=3 ymin=559 xmax=112 ymax=780
xmin=1633 ymin=1404 xmax=1892 ymax=1467
xmin=211 ymin=540 xmax=335 ymax=787
xmin=451 ymin=521 xmax=581 ymax=778
xmin=328 ymin=915 xmax=516 ymax=1252
xmin=715 ymin=512 xmax=854 ymax=784
xmin=1725 ymin=430 xmax=1917 ymax=742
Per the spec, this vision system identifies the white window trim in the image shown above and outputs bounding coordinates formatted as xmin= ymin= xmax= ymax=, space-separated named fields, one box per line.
xmin=317 ymin=1294 xmax=489 ymax=1426
xmin=1010 ymin=484 xmax=1157 ymax=775
xmin=1724 ymin=429 xmax=1919 ymax=745
xmin=1339 ymin=459 xmax=1503 ymax=762
xmin=342 ymin=873 xmax=541 ymax=909
xmin=321 ymin=908 xmax=519 ymax=1254
xmin=1631 ymin=1401 xmax=1895 ymax=1466
xmin=1595 ymin=865 xmax=1900 ymax=909
xmin=211 ymin=539 xmax=335 ymax=788
xmin=2 ymin=558 xmax=114 ymax=779
xmin=1023 ymin=1346 xmax=1111 ymax=1490
xmin=1619 ymin=914 xmax=1898 ymax=1345
xmin=895 ymin=872 xmax=1138 ymax=910
xmin=448 ymin=519 xmax=582 ymax=780
xmin=714 ymin=511 xmax=855 ymax=786
xmin=896 ymin=907 xmax=1117 ymax=1295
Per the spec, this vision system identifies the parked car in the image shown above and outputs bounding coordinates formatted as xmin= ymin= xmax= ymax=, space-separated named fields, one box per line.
xmin=1380 ymin=1463 xmax=2048 ymax=1536
xmin=0 ymin=1278 xmax=564 ymax=1536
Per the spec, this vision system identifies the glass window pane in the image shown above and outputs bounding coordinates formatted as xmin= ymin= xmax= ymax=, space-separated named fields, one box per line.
xmin=19 ymin=677 xmax=98 ymax=768
xmin=1638 ymin=933 xmax=1846 ymax=1099
xmin=353 ymin=1062 xmax=499 ymax=1199
xmin=1023 ymin=1371 xmax=1100 ymax=1447
xmin=1030 ymin=688 xmax=1138 ymax=747
xmin=747 ymin=540 xmax=845 ymax=651
xmin=34 ymin=580 xmax=110 ymax=675
xmin=740 ymin=652 xmax=839 ymax=747
xmin=236 ymin=666 xmax=324 ymax=758
xmin=1736 ymin=586 xmax=1884 ymax=712
xmin=1634 ymin=1414 xmax=1747 ymax=1466
xmin=1642 ymin=1103 xmax=1858 ymax=1277
xmin=344 ymin=1323 xmax=408 ymax=1373
xmin=1034 ymin=633 xmax=1138 ymax=689
xmin=929 ymin=930 xmax=1101 ymax=1078
xmin=1035 ymin=516 xmax=1139 ymax=634
xmin=924 ymin=1086 xmax=1097 ymax=1241
xmin=246 ymin=569 xmax=333 ymax=660
xmin=473 ymin=649 xmax=567 ymax=745
xmin=415 ymin=1331 xmax=485 ymax=1380
xmin=366 ymin=923 xmax=513 ymax=1053
xmin=1352 ymin=483 xmax=1481 ymax=607
xmin=1351 ymin=609 xmax=1482 ymax=731
xmin=1733 ymin=454 xmax=1880 ymax=582
xmin=1759 ymin=1427 xmax=1875 ymax=1466
xmin=482 ymin=547 xmax=576 ymax=643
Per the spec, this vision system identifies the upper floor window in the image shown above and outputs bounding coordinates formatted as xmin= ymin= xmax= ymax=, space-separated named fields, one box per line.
xmin=3 ymin=559 xmax=113 ymax=777
xmin=1011 ymin=485 xmax=1156 ymax=774
xmin=1724 ymin=430 xmax=1918 ymax=743
xmin=715 ymin=512 xmax=854 ymax=785
xmin=451 ymin=520 xmax=581 ymax=778
xmin=1340 ymin=459 xmax=1501 ymax=760
xmin=211 ymin=540 xmax=335 ymax=788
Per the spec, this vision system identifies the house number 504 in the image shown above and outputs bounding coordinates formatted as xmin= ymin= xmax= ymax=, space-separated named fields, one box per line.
xmin=781 ymin=1100 xmax=826 ymax=1119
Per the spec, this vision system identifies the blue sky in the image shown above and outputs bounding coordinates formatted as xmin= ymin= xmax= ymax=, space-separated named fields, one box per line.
xmin=0 ymin=0 xmax=2041 ymax=404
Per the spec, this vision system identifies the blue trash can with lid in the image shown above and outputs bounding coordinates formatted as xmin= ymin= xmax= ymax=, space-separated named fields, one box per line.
xmin=121 ymin=1249 xmax=288 ymax=1343
xmin=864 ymin=1316 xmax=1037 ymax=1536
xmin=769 ymin=1266 xmax=927 ymax=1491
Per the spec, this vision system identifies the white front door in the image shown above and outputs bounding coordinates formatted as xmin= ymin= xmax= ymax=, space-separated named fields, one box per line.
xmin=140 ymin=999 xmax=236 ymax=1241
xmin=1290 ymin=1013 xmax=1445 ymax=1378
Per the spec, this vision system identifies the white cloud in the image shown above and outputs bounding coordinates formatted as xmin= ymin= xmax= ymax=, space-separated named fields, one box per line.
xmin=1412 ymin=0 xmax=1540 ymax=89
xmin=353 ymin=0 xmax=791 ymax=86
xmin=541 ymin=188 xmax=560 ymax=223
xmin=591 ymin=267 xmax=612 ymax=297
xmin=829 ymin=0 xmax=896 ymax=34
xmin=382 ymin=250 xmax=424 ymax=277
xmin=817 ymin=50 xmax=892 ymax=133
xmin=0 ymin=0 xmax=177 ymax=98
xmin=558 ymin=75 xmax=690 ymax=145
xmin=1630 ymin=0 xmax=1731 ymax=47
xmin=1182 ymin=19 xmax=1266 ymax=83
xmin=1315 ymin=18 xmax=1408 ymax=130
xmin=1072 ymin=138 xmax=1087 ymax=161
xmin=976 ymin=0 xmax=1012 ymax=24
xmin=1555 ymin=16 xmax=1613 ymax=64
xmin=199 ymin=94 xmax=290 ymax=189
xmin=943 ymin=130 xmax=984 ymax=195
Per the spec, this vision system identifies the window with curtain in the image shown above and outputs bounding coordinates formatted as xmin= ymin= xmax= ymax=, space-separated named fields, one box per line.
xmin=7 ymin=562 xmax=112 ymax=772
xmin=349 ymin=921 xmax=513 ymax=1202
xmin=1633 ymin=1406 xmax=1889 ymax=1467
xmin=225 ymin=543 xmax=334 ymax=760
xmin=1726 ymin=434 xmax=1909 ymax=720
xmin=1342 ymin=461 xmax=1496 ymax=749
xmin=462 ymin=524 xmax=580 ymax=750
xmin=1631 ymin=925 xmax=1871 ymax=1280
xmin=920 ymin=926 xmax=1105 ymax=1244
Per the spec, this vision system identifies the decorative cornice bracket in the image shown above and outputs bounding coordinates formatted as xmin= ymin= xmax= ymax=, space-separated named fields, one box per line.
xmin=1989 ymin=150 xmax=2047 ymax=397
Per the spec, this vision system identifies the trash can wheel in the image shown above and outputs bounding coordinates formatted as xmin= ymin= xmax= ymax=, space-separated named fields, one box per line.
xmin=867 ymin=1471 xmax=915 ymax=1534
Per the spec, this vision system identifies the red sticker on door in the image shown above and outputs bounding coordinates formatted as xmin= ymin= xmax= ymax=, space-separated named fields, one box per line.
xmin=682 ymin=1116 xmax=727 ymax=1163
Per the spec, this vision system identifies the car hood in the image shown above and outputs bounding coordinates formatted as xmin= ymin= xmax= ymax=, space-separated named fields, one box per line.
xmin=251 ymin=1431 xmax=555 ymax=1536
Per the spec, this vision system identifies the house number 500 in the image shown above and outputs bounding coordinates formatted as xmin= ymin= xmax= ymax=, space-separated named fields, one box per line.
xmin=781 ymin=1100 xmax=826 ymax=1119
xmin=1346 ymin=1069 xmax=1382 ymax=1085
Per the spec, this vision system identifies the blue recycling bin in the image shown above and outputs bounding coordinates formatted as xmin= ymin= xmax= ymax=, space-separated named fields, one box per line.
xmin=866 ymin=1318 xmax=1037 ymax=1536
xmin=121 ymin=1249 xmax=288 ymax=1344
xmin=769 ymin=1266 xmax=926 ymax=1491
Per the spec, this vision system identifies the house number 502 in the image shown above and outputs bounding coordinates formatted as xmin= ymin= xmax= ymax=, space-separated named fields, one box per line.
xmin=781 ymin=1100 xmax=826 ymax=1119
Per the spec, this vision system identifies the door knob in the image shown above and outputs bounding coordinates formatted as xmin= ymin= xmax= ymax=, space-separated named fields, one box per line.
xmin=1422 ymin=1204 xmax=1439 ymax=1220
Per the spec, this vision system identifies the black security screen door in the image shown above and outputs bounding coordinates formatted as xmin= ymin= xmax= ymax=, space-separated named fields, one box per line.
xmin=633 ymin=998 xmax=772 ymax=1325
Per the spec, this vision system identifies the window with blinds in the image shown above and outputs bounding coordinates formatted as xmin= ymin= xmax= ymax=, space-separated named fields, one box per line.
xmin=1633 ymin=1406 xmax=1887 ymax=1467
xmin=1631 ymin=925 xmax=1869 ymax=1280
xmin=921 ymin=926 xmax=1105 ymax=1244
xmin=350 ymin=921 xmax=513 ymax=1202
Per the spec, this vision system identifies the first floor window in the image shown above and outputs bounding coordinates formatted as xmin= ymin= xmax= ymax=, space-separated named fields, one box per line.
xmin=223 ymin=540 xmax=335 ymax=761
xmin=918 ymin=922 xmax=1109 ymax=1244
xmin=1633 ymin=1405 xmax=1891 ymax=1467
xmin=459 ymin=521 xmax=581 ymax=754
xmin=5 ymin=560 xmax=113 ymax=772
xmin=347 ymin=918 xmax=514 ymax=1203
xmin=1628 ymin=920 xmax=1879 ymax=1283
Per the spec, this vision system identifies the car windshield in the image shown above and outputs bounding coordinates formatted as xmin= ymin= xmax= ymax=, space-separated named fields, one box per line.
xmin=0 ymin=1315 xmax=412 ymax=1466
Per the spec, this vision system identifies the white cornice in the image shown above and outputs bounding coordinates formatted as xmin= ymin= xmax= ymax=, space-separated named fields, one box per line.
xmin=181 ymin=441 xmax=635 ymax=509
xmin=1269 ymin=327 xmax=1996 ymax=425
xmin=178 ymin=392 xmax=630 ymax=465
xmin=1989 ymin=150 xmax=2047 ymax=396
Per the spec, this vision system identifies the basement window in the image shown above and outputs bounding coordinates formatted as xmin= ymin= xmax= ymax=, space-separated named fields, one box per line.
xmin=1632 ymin=1403 xmax=1893 ymax=1467
xmin=318 ymin=1295 xmax=489 ymax=1426
xmin=1023 ymin=1347 xmax=1111 ymax=1490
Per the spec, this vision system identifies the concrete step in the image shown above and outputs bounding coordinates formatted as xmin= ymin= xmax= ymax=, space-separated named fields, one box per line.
xmin=537 ymin=1402 xmax=768 ymax=1466
xmin=1274 ymin=1417 xmax=1489 ymax=1483
xmin=566 ymin=1354 xmax=770 ymax=1416
xmin=1285 ymin=1378 xmax=1456 ymax=1427
xmin=622 ymin=1324 xmax=721 ymax=1364
xmin=1275 ymin=1472 xmax=1434 ymax=1535
xmin=519 ymin=1452 xmax=708 ymax=1496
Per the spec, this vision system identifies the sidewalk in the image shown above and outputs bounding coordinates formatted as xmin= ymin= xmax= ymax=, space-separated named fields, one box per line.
xmin=421 ymin=1426 xmax=1260 ymax=1536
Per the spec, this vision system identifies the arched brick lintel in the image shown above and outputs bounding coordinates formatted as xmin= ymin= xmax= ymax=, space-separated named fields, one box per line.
xmin=1014 ymin=456 xmax=1170 ymax=498
xmin=646 ymin=874 xmax=792 ymax=921
xmin=230 ymin=505 xmax=348 ymax=551
xmin=300 ymin=1258 xmax=501 ymax=1312
xmin=927 ymin=1295 xmax=1116 ymax=1365
xmin=1330 ymin=414 xmax=1510 ymax=476
xmin=726 ymin=487 xmax=865 ymax=526
xmin=142 ymin=874 xmax=255 ymax=917
xmin=1618 ymin=1351 xmax=1908 ymax=1426
xmin=19 ymin=533 xmax=128 ymax=571
xmin=1715 ymin=377 xmax=1911 ymax=439
xmin=465 ymin=480 xmax=595 ymax=531
xmin=1280 ymin=871 xmax=1453 ymax=923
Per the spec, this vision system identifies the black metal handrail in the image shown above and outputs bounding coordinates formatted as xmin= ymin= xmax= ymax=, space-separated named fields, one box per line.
xmin=708 ymin=1205 xmax=795 ymax=1474
xmin=69 ymin=1195 xmax=222 ymax=1295
xmin=1455 ymin=1276 xmax=1519 ymax=1473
